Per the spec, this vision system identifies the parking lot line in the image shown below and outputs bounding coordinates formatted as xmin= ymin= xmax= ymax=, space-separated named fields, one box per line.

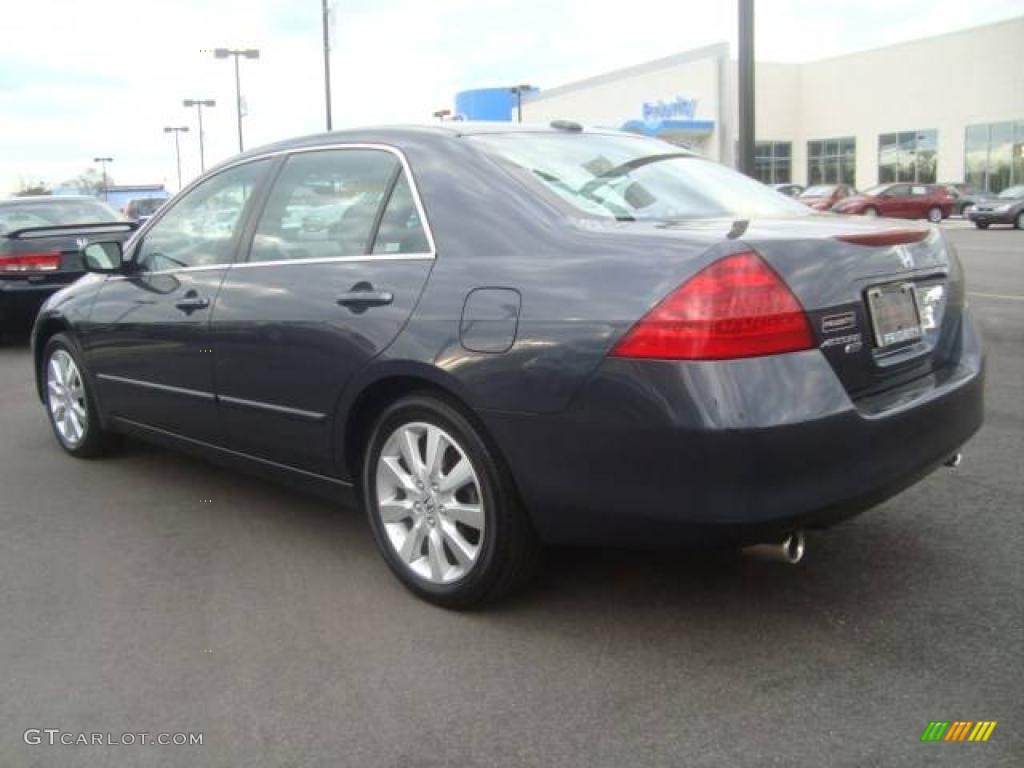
xmin=967 ymin=291 xmax=1024 ymax=302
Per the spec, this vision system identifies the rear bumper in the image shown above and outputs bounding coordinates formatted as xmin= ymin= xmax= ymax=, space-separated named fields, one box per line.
xmin=967 ymin=211 xmax=1014 ymax=225
xmin=0 ymin=278 xmax=70 ymax=325
xmin=481 ymin=311 xmax=985 ymax=548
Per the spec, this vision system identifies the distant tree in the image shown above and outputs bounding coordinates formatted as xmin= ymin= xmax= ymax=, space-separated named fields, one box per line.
xmin=61 ymin=168 xmax=114 ymax=197
xmin=14 ymin=178 xmax=51 ymax=197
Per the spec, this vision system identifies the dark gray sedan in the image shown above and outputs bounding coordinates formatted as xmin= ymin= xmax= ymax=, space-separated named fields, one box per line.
xmin=967 ymin=184 xmax=1024 ymax=229
xmin=31 ymin=124 xmax=984 ymax=607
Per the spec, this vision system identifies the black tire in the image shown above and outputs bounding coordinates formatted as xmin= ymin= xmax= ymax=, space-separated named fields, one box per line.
xmin=362 ymin=392 xmax=541 ymax=608
xmin=974 ymin=222 xmax=990 ymax=230
xmin=927 ymin=206 xmax=943 ymax=223
xmin=1015 ymin=211 xmax=1024 ymax=230
xmin=41 ymin=333 xmax=118 ymax=458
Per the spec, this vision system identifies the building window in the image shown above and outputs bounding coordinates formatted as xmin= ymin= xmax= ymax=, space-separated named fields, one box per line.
xmin=808 ymin=138 xmax=856 ymax=186
xmin=878 ymin=130 xmax=937 ymax=184
xmin=754 ymin=141 xmax=791 ymax=184
xmin=965 ymin=120 xmax=1024 ymax=193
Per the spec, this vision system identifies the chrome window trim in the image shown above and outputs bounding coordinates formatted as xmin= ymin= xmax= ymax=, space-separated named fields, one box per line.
xmin=229 ymin=253 xmax=433 ymax=270
xmin=106 ymin=263 xmax=232 ymax=280
xmin=115 ymin=144 xmax=437 ymax=277
xmin=238 ymin=143 xmax=436 ymax=260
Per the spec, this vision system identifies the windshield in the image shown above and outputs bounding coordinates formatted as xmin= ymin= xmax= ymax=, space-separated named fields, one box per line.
xmin=0 ymin=198 xmax=124 ymax=235
xmin=470 ymin=132 xmax=809 ymax=221
xmin=998 ymin=185 xmax=1024 ymax=199
xmin=801 ymin=185 xmax=837 ymax=197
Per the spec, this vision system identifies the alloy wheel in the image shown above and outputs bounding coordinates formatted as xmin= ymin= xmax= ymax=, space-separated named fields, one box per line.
xmin=46 ymin=349 xmax=88 ymax=447
xmin=927 ymin=207 xmax=942 ymax=223
xmin=863 ymin=207 xmax=878 ymax=217
xmin=374 ymin=421 xmax=485 ymax=585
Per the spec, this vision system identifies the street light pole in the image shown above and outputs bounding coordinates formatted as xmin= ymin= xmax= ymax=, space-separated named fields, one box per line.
xmin=508 ymin=84 xmax=534 ymax=124
xmin=737 ymin=0 xmax=756 ymax=177
xmin=322 ymin=0 xmax=333 ymax=131
xmin=214 ymin=48 xmax=260 ymax=153
xmin=93 ymin=157 xmax=113 ymax=200
xmin=163 ymin=126 xmax=189 ymax=190
xmin=182 ymin=99 xmax=215 ymax=171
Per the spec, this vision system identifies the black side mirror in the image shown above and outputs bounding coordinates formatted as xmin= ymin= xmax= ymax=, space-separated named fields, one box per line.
xmin=82 ymin=241 xmax=124 ymax=273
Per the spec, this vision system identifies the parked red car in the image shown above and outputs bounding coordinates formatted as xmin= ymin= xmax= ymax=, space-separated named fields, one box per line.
xmin=799 ymin=184 xmax=855 ymax=211
xmin=831 ymin=183 xmax=953 ymax=222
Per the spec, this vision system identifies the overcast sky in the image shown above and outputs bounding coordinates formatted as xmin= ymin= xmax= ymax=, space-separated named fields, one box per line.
xmin=1 ymin=0 xmax=1022 ymax=196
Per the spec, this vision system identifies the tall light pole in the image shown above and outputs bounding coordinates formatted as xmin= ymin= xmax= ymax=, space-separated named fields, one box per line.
xmin=737 ymin=0 xmax=756 ymax=176
xmin=93 ymin=157 xmax=113 ymax=200
xmin=163 ymin=126 xmax=189 ymax=191
xmin=214 ymin=48 xmax=260 ymax=152
xmin=508 ymin=84 xmax=534 ymax=124
xmin=182 ymin=99 xmax=215 ymax=172
xmin=322 ymin=0 xmax=333 ymax=131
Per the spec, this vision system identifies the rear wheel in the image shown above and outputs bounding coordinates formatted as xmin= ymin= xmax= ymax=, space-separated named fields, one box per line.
xmin=42 ymin=334 xmax=117 ymax=457
xmin=862 ymin=206 xmax=879 ymax=217
xmin=362 ymin=393 xmax=540 ymax=608
xmin=927 ymin=206 xmax=943 ymax=223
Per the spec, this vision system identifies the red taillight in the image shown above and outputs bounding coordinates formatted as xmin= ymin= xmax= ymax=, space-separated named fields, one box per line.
xmin=0 ymin=252 xmax=61 ymax=272
xmin=610 ymin=251 xmax=814 ymax=360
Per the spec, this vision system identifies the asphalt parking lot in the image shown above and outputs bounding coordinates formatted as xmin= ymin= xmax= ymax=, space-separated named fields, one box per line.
xmin=1 ymin=223 xmax=1021 ymax=767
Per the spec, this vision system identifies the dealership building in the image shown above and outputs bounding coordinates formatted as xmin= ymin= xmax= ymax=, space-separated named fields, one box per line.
xmin=455 ymin=16 xmax=1024 ymax=192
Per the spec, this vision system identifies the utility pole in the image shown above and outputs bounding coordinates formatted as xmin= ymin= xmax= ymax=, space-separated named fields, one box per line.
xmin=163 ymin=126 xmax=189 ymax=190
xmin=322 ymin=0 xmax=333 ymax=131
xmin=737 ymin=0 xmax=756 ymax=176
xmin=93 ymin=157 xmax=113 ymax=200
xmin=182 ymin=99 xmax=215 ymax=172
xmin=214 ymin=48 xmax=260 ymax=152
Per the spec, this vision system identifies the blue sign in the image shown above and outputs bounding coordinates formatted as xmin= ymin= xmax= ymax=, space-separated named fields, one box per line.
xmin=642 ymin=97 xmax=698 ymax=122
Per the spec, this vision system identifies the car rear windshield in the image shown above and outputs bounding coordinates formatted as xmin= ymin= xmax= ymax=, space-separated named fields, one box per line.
xmin=0 ymin=199 xmax=125 ymax=235
xmin=469 ymin=132 xmax=808 ymax=221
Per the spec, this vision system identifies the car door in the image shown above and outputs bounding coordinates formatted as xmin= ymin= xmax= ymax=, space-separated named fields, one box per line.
xmin=908 ymin=184 xmax=932 ymax=218
xmin=211 ymin=146 xmax=435 ymax=476
xmin=84 ymin=159 xmax=270 ymax=442
xmin=879 ymin=184 xmax=910 ymax=217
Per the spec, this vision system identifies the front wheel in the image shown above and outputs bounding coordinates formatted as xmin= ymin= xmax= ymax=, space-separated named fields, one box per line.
xmin=927 ymin=206 xmax=943 ymax=223
xmin=42 ymin=334 xmax=117 ymax=457
xmin=362 ymin=393 xmax=540 ymax=608
xmin=862 ymin=206 xmax=879 ymax=217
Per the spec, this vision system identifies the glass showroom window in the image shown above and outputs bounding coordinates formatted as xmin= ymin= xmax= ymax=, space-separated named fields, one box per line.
xmin=878 ymin=130 xmax=937 ymax=183
xmin=754 ymin=142 xmax=791 ymax=184
xmin=965 ymin=120 xmax=1024 ymax=193
xmin=807 ymin=138 xmax=856 ymax=186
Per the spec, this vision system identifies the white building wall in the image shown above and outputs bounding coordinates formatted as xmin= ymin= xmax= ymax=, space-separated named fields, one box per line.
xmin=517 ymin=16 xmax=1024 ymax=189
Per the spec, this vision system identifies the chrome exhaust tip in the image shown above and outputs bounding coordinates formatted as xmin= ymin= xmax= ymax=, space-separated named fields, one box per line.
xmin=742 ymin=530 xmax=805 ymax=565
xmin=944 ymin=452 xmax=963 ymax=468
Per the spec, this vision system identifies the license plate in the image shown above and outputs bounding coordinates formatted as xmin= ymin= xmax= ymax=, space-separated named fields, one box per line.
xmin=867 ymin=282 xmax=923 ymax=348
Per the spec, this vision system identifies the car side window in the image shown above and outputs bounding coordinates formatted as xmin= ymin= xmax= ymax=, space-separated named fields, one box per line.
xmin=371 ymin=174 xmax=431 ymax=255
xmin=911 ymin=185 xmax=928 ymax=196
xmin=135 ymin=160 xmax=267 ymax=272
xmin=887 ymin=184 xmax=910 ymax=196
xmin=250 ymin=149 xmax=400 ymax=263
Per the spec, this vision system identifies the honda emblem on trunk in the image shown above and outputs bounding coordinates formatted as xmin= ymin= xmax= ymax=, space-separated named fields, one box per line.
xmin=896 ymin=245 xmax=915 ymax=270
xmin=75 ymin=237 xmax=89 ymax=251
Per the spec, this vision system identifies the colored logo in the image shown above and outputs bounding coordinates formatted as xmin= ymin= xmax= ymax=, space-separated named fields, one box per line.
xmin=921 ymin=721 xmax=997 ymax=742
xmin=642 ymin=97 xmax=698 ymax=122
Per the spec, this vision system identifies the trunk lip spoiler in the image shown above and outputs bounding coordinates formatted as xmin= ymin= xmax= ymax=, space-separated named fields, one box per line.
xmin=834 ymin=229 xmax=930 ymax=247
xmin=3 ymin=221 xmax=139 ymax=240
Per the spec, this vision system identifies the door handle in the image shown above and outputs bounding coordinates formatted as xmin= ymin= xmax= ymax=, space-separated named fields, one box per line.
xmin=336 ymin=286 xmax=394 ymax=310
xmin=174 ymin=296 xmax=210 ymax=313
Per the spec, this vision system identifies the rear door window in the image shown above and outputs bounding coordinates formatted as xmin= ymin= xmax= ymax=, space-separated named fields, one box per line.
xmin=250 ymin=149 xmax=400 ymax=263
xmin=371 ymin=174 xmax=431 ymax=255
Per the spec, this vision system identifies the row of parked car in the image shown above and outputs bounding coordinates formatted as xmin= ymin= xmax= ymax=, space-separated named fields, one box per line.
xmin=773 ymin=182 xmax=1024 ymax=228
